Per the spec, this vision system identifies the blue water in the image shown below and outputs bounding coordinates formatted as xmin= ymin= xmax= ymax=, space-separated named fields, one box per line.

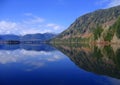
xmin=0 ymin=44 xmax=120 ymax=85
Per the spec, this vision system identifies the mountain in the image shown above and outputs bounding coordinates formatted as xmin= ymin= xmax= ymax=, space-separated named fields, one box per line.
xmin=21 ymin=33 xmax=56 ymax=41
xmin=53 ymin=5 xmax=120 ymax=43
xmin=0 ymin=33 xmax=56 ymax=43
xmin=0 ymin=34 xmax=20 ymax=41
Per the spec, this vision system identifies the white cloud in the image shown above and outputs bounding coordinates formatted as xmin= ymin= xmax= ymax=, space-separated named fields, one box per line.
xmin=0 ymin=21 xmax=17 ymax=29
xmin=97 ymin=0 xmax=120 ymax=8
xmin=23 ymin=17 xmax=44 ymax=24
xmin=107 ymin=0 xmax=120 ymax=7
xmin=0 ymin=13 xmax=65 ymax=35
xmin=46 ymin=23 xmax=61 ymax=30
xmin=24 ymin=13 xmax=33 ymax=16
xmin=0 ymin=21 xmax=19 ymax=34
xmin=23 ymin=13 xmax=44 ymax=24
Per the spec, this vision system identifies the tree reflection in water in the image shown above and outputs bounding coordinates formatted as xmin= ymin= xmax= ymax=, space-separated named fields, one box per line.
xmin=54 ymin=44 xmax=120 ymax=79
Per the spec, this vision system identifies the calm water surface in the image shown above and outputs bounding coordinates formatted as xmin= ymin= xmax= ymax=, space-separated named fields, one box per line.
xmin=0 ymin=44 xmax=120 ymax=85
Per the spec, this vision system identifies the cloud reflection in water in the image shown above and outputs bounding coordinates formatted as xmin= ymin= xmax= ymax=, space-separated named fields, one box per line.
xmin=0 ymin=45 xmax=64 ymax=71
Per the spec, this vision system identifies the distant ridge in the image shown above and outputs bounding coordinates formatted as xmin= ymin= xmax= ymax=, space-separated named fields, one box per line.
xmin=0 ymin=33 xmax=56 ymax=42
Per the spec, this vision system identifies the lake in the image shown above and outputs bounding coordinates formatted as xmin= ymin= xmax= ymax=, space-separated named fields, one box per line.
xmin=0 ymin=43 xmax=120 ymax=85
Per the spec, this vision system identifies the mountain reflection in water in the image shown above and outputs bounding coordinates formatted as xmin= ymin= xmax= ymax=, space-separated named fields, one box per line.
xmin=1 ymin=43 xmax=120 ymax=85
xmin=54 ymin=44 xmax=120 ymax=79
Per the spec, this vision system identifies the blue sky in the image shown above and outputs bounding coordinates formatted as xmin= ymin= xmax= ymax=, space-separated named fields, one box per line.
xmin=0 ymin=0 xmax=120 ymax=35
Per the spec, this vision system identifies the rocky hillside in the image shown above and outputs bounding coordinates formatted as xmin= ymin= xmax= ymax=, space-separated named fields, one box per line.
xmin=53 ymin=5 xmax=120 ymax=43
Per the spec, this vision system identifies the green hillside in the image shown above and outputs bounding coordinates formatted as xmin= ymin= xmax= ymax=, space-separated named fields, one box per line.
xmin=52 ymin=5 xmax=120 ymax=44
